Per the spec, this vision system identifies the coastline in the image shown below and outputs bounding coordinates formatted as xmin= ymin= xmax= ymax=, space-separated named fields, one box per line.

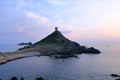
xmin=0 ymin=48 xmax=41 ymax=64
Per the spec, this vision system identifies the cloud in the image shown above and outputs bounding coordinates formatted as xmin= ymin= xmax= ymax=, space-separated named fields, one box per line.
xmin=17 ymin=26 xmax=25 ymax=32
xmin=24 ymin=11 xmax=48 ymax=24
xmin=61 ymin=31 xmax=72 ymax=34
xmin=25 ymin=11 xmax=38 ymax=18
xmin=46 ymin=0 xmax=69 ymax=5
xmin=46 ymin=0 xmax=81 ymax=6
xmin=16 ymin=0 xmax=26 ymax=10
xmin=16 ymin=0 xmax=38 ymax=10
xmin=1 ymin=0 xmax=120 ymax=44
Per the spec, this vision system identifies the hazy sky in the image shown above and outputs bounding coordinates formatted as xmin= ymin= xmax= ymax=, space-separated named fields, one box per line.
xmin=0 ymin=0 xmax=120 ymax=44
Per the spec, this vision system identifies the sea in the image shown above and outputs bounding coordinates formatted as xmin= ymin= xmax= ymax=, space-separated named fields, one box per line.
xmin=0 ymin=44 xmax=23 ymax=52
xmin=0 ymin=43 xmax=120 ymax=80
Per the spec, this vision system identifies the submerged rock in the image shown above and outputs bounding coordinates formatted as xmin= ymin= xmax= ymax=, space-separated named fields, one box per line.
xmin=54 ymin=54 xmax=79 ymax=59
xmin=36 ymin=77 xmax=44 ymax=80
xmin=20 ymin=77 xmax=24 ymax=80
xmin=11 ymin=77 xmax=17 ymax=80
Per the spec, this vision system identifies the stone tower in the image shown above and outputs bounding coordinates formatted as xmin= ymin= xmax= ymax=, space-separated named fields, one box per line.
xmin=55 ymin=27 xmax=58 ymax=31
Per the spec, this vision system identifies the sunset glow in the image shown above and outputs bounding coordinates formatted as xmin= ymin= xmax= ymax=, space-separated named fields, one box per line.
xmin=0 ymin=0 xmax=120 ymax=43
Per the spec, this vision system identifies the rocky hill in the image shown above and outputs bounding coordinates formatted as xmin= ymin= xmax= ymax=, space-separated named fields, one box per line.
xmin=33 ymin=27 xmax=100 ymax=55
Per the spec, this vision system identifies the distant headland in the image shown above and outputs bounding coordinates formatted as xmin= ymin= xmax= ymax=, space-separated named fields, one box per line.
xmin=0 ymin=27 xmax=100 ymax=64
xmin=18 ymin=42 xmax=33 ymax=45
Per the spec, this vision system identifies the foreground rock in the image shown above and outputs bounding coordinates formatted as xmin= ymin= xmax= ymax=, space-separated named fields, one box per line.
xmin=116 ymin=78 xmax=120 ymax=80
xmin=20 ymin=78 xmax=24 ymax=80
xmin=11 ymin=77 xmax=17 ymax=80
xmin=111 ymin=74 xmax=120 ymax=80
xmin=9 ymin=77 xmax=44 ymax=80
xmin=36 ymin=77 xmax=44 ymax=80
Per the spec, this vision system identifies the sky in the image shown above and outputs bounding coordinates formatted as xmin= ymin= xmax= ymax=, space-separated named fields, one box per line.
xmin=0 ymin=0 xmax=120 ymax=44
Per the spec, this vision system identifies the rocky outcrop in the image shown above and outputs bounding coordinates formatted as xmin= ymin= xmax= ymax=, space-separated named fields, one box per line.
xmin=80 ymin=46 xmax=101 ymax=53
xmin=18 ymin=45 xmax=35 ymax=50
xmin=111 ymin=74 xmax=120 ymax=77
xmin=11 ymin=77 xmax=17 ymax=80
xmin=36 ymin=77 xmax=44 ymax=80
xmin=18 ymin=42 xmax=33 ymax=45
xmin=33 ymin=27 xmax=100 ymax=55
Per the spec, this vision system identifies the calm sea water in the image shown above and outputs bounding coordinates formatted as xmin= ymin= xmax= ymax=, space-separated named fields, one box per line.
xmin=0 ymin=44 xmax=23 ymax=52
xmin=0 ymin=44 xmax=120 ymax=80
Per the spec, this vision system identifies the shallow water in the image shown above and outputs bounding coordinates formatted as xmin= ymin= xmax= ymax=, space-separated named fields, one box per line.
xmin=0 ymin=44 xmax=120 ymax=80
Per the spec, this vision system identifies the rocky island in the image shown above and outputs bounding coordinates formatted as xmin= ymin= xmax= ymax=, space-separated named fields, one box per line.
xmin=0 ymin=27 xmax=100 ymax=64
xmin=33 ymin=27 xmax=100 ymax=55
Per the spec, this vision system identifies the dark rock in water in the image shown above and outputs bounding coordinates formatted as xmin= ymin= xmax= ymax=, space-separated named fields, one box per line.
xmin=18 ymin=42 xmax=33 ymax=45
xmin=116 ymin=78 xmax=120 ymax=80
xmin=20 ymin=77 xmax=24 ymax=80
xmin=18 ymin=42 xmax=35 ymax=50
xmin=111 ymin=74 xmax=120 ymax=77
xmin=34 ymin=27 xmax=101 ymax=55
xmin=11 ymin=77 xmax=17 ymax=80
xmin=36 ymin=77 xmax=44 ymax=80
xmin=84 ymin=47 xmax=101 ymax=54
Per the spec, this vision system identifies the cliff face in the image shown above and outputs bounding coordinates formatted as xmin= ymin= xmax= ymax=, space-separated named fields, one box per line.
xmin=34 ymin=28 xmax=100 ymax=55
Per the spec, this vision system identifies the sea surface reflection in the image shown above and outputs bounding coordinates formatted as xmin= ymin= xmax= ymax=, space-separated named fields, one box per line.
xmin=0 ymin=44 xmax=120 ymax=80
